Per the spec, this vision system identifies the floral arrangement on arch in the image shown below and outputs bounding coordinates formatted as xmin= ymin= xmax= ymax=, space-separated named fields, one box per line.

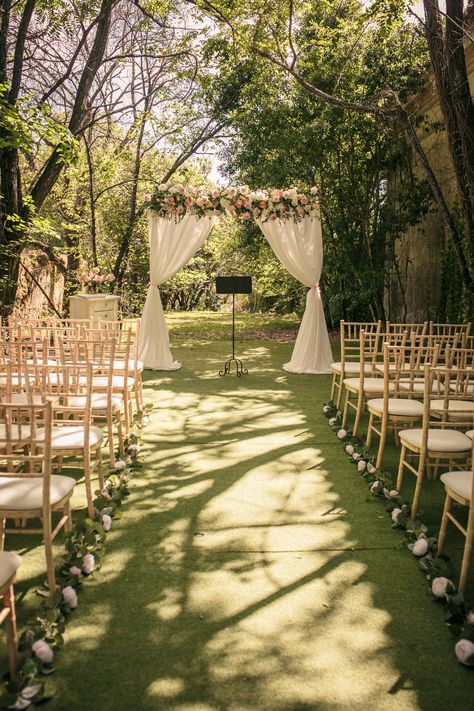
xmin=79 ymin=266 xmax=115 ymax=293
xmin=143 ymin=184 xmax=320 ymax=223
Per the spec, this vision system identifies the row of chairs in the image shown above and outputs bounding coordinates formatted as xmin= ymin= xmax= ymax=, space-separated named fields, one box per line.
xmin=329 ymin=321 xmax=474 ymax=594
xmin=0 ymin=316 xmax=145 ymax=678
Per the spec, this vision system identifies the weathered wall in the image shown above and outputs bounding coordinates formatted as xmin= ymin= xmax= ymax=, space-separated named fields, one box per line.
xmin=13 ymin=249 xmax=66 ymax=318
xmin=385 ymin=32 xmax=473 ymax=320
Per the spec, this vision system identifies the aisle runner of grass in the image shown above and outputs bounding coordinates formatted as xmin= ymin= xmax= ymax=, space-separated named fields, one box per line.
xmin=5 ymin=313 xmax=474 ymax=711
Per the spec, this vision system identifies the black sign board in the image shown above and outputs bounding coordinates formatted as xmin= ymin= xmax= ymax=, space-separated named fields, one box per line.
xmin=216 ymin=275 xmax=252 ymax=295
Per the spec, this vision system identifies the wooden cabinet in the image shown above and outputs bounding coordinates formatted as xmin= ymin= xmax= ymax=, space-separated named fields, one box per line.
xmin=69 ymin=294 xmax=120 ymax=322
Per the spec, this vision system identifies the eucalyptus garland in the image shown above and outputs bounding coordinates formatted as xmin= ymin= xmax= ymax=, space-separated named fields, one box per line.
xmin=0 ymin=404 xmax=153 ymax=709
xmin=322 ymin=401 xmax=474 ymax=668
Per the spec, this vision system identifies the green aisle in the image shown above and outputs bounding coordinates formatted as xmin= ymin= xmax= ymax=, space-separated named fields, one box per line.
xmin=7 ymin=315 xmax=474 ymax=710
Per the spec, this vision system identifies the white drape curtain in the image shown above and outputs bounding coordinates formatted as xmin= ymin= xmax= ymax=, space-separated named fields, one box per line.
xmin=139 ymin=211 xmax=217 ymax=369
xmin=256 ymin=215 xmax=333 ymax=374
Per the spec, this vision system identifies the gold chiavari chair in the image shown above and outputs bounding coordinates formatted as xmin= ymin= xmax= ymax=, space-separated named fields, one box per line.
xmin=0 ymin=401 xmax=75 ymax=596
xmin=98 ymin=319 xmax=144 ymax=412
xmin=396 ymin=365 xmax=474 ymax=519
xmin=0 ymin=551 xmax=22 ymax=679
xmin=25 ymin=362 xmax=104 ymax=517
xmin=84 ymin=328 xmax=134 ymax=433
xmin=57 ymin=338 xmax=125 ymax=465
xmin=330 ymin=320 xmax=382 ymax=410
xmin=438 ymin=426 xmax=474 ymax=593
xmin=341 ymin=329 xmax=392 ymax=436
xmin=366 ymin=341 xmax=438 ymax=468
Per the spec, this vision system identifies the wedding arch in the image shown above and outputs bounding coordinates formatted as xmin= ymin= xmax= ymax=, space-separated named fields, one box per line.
xmin=138 ymin=184 xmax=333 ymax=375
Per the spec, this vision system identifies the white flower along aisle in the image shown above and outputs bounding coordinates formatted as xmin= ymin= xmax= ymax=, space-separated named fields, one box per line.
xmin=139 ymin=185 xmax=333 ymax=374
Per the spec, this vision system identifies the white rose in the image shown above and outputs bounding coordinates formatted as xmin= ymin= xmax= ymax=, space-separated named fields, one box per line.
xmin=371 ymin=480 xmax=382 ymax=494
xmin=337 ymin=429 xmax=347 ymax=440
xmin=389 ymin=489 xmax=399 ymax=498
xmin=328 ymin=417 xmax=337 ymax=426
xmin=68 ymin=566 xmax=82 ymax=577
xmin=345 ymin=444 xmax=354 ymax=455
xmin=102 ymin=514 xmax=112 ymax=532
xmin=114 ymin=460 xmax=127 ymax=470
xmin=357 ymin=460 xmax=367 ymax=473
xmin=455 ymin=638 xmax=474 ymax=666
xmin=82 ymin=553 xmax=96 ymax=575
xmin=431 ymin=576 xmax=453 ymax=598
xmin=62 ymin=585 xmax=78 ymax=609
xmin=466 ymin=610 xmax=474 ymax=625
xmin=323 ymin=405 xmax=331 ymax=414
xmin=352 ymin=452 xmax=361 ymax=461
xmin=32 ymin=640 xmax=54 ymax=664
xmin=367 ymin=463 xmax=376 ymax=474
xmin=128 ymin=444 xmax=138 ymax=451
xmin=412 ymin=536 xmax=429 ymax=557
xmin=391 ymin=507 xmax=402 ymax=522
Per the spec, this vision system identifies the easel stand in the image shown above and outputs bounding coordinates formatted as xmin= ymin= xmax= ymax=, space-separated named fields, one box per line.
xmin=219 ymin=292 xmax=248 ymax=377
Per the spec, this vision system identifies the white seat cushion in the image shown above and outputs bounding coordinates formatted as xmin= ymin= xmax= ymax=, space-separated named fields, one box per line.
xmin=36 ymin=425 xmax=103 ymax=449
xmin=440 ymin=470 xmax=472 ymax=502
xmin=0 ymin=551 xmax=22 ymax=588
xmin=466 ymin=430 xmax=473 ymax=439
xmin=430 ymin=399 xmax=474 ymax=420
xmin=374 ymin=362 xmax=410 ymax=373
xmin=400 ymin=378 xmax=445 ymax=394
xmin=367 ymin=398 xmax=424 ymax=417
xmin=0 ymin=475 xmax=75 ymax=511
xmin=91 ymin=375 xmax=135 ymax=389
xmin=56 ymin=394 xmax=123 ymax=410
xmin=0 ymin=423 xmax=32 ymax=441
xmin=112 ymin=359 xmax=144 ymax=372
xmin=343 ymin=377 xmax=394 ymax=393
xmin=0 ymin=393 xmax=44 ymax=406
xmin=331 ymin=361 xmax=374 ymax=374
xmin=399 ymin=428 xmax=472 ymax=452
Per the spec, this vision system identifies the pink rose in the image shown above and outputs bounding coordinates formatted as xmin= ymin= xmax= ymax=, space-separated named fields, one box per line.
xmin=143 ymin=194 xmax=151 ymax=202
xmin=106 ymin=273 xmax=115 ymax=282
xmin=282 ymin=190 xmax=289 ymax=198
xmin=259 ymin=200 xmax=266 ymax=208
xmin=235 ymin=199 xmax=243 ymax=208
xmin=241 ymin=211 xmax=251 ymax=220
xmin=279 ymin=204 xmax=285 ymax=212
xmin=212 ymin=189 xmax=219 ymax=198
xmin=184 ymin=198 xmax=192 ymax=207
xmin=310 ymin=186 xmax=318 ymax=195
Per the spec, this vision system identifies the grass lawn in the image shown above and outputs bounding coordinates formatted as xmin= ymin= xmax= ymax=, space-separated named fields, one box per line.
xmin=4 ymin=311 xmax=474 ymax=710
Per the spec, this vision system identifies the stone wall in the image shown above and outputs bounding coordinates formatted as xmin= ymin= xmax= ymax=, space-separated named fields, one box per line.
xmin=385 ymin=33 xmax=473 ymax=321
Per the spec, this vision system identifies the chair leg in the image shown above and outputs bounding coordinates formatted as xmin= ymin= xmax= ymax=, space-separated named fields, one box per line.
xmin=0 ymin=518 xmax=5 ymax=551
xmin=123 ymin=389 xmax=130 ymax=434
xmin=64 ymin=499 xmax=72 ymax=533
xmin=411 ymin=453 xmax=426 ymax=520
xmin=83 ymin=455 xmax=94 ymax=519
xmin=107 ymin=414 xmax=115 ymax=467
xmin=96 ymin=446 xmax=104 ymax=489
xmin=330 ymin=372 xmax=337 ymax=402
xmin=336 ymin=380 xmax=344 ymax=411
xmin=376 ymin=418 xmax=388 ymax=471
xmin=353 ymin=391 xmax=364 ymax=436
xmin=459 ymin=504 xmax=474 ymax=594
xmin=43 ymin=519 xmax=56 ymax=597
xmin=342 ymin=390 xmax=350 ymax=429
xmin=396 ymin=445 xmax=406 ymax=492
xmin=437 ymin=493 xmax=451 ymax=555
xmin=4 ymin=585 xmax=18 ymax=680
xmin=116 ymin=409 xmax=125 ymax=456
xmin=366 ymin=413 xmax=374 ymax=449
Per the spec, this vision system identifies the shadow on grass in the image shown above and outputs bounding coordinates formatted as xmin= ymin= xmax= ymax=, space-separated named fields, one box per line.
xmin=5 ymin=334 xmax=474 ymax=711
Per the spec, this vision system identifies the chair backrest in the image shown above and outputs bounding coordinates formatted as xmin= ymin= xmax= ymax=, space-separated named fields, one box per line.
xmin=385 ymin=321 xmax=428 ymax=336
xmin=340 ymin=321 xmax=382 ymax=369
xmin=420 ymin=364 xmax=474 ymax=436
xmin=0 ymin=401 xmax=52 ymax=489
xmin=383 ymin=340 xmax=440 ymax=396
xmin=429 ymin=322 xmax=471 ymax=337
xmin=98 ymin=319 xmax=140 ymax=369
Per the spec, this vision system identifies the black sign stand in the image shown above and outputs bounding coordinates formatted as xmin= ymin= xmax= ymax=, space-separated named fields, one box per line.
xmin=216 ymin=276 xmax=252 ymax=377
